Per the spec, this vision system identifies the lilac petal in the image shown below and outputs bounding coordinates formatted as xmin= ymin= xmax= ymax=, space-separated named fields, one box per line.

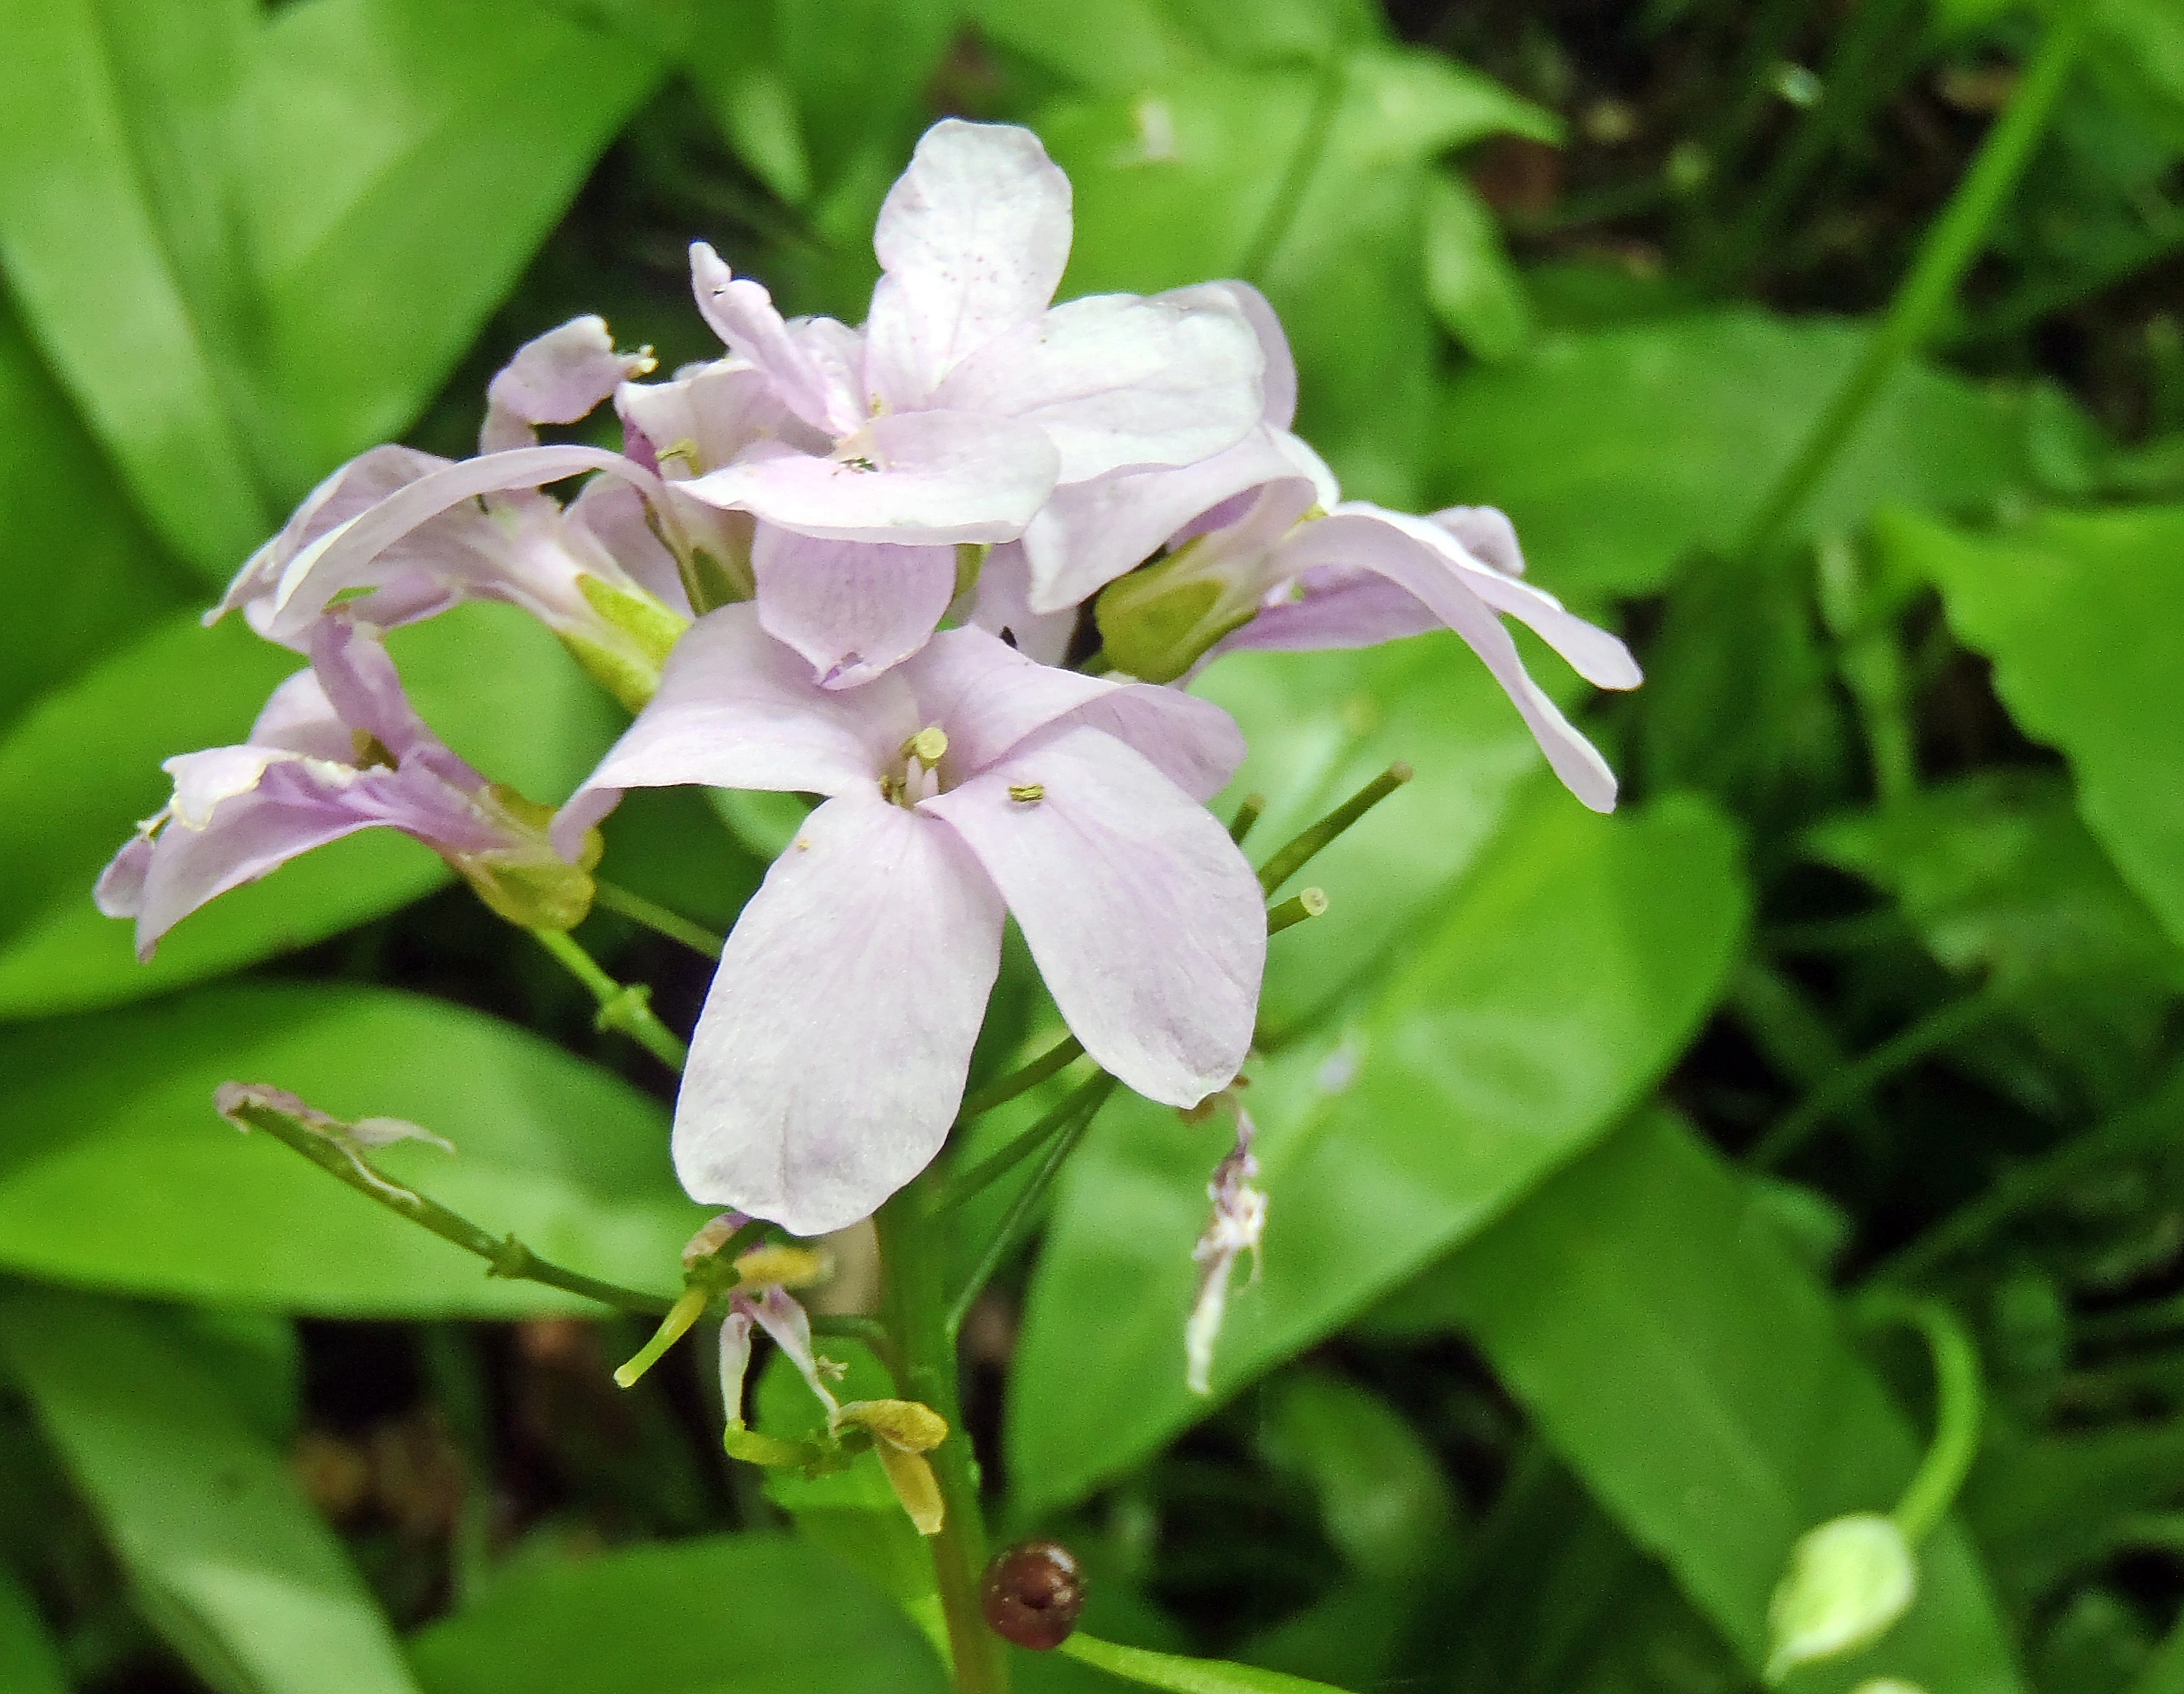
xmin=1275 ymin=510 xmax=1621 ymax=810
xmin=1159 ymin=280 xmax=1296 ymax=429
xmin=564 ymin=477 xmax=692 ymax=615
xmin=925 ymin=725 xmax=1262 ymax=1105
xmin=748 ymin=1286 xmax=840 ymax=1414
xmin=717 ymin=1306 xmax=758 ymax=1420
xmin=1336 ymin=503 xmax=1641 ymax=691
xmin=862 ymin=119 xmax=1073 ymax=409
xmin=245 ymin=670 xmax=357 ymax=763
xmin=673 ymin=794 xmax=1005 ymax=1235
xmin=614 ymin=362 xmax=814 ymax=479
xmin=254 ymin=444 xmax=669 ymax=642
xmin=304 ymin=618 xmax=470 ymax=779
xmin=1432 ymin=505 xmax=1526 ymax=578
xmin=480 ymin=315 xmax=654 ymax=454
xmin=1018 ymin=428 xmax=1309 ymax=615
xmin=935 ymin=293 xmax=1264 ymax=484
xmin=680 ymin=411 xmax=1058 ymax=545
xmin=752 ymin=527 xmax=958 ymax=688
xmin=552 ymin=606 xmax=913 ymax=855
xmin=689 ymin=242 xmax=862 ymax=438
xmin=966 ymin=541 xmax=1076 ymax=667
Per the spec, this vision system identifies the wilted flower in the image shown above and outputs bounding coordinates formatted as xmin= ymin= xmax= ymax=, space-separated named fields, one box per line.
xmin=554 ymin=606 xmax=1267 ymax=1234
xmin=97 ymin=616 xmax=598 ymax=956
xmin=1184 ymin=1094 xmax=1267 ymax=1396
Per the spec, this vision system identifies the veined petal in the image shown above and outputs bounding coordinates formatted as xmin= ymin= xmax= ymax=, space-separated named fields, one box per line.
xmin=674 ymin=794 xmax=1005 ymax=1235
xmin=615 ymin=362 xmax=814 ymax=480
xmin=747 ymin=1286 xmax=840 ymax=1416
xmin=752 ymin=527 xmax=958 ymax=688
xmin=552 ymin=606 xmax=913 ymax=855
xmin=863 ymin=119 xmax=1073 ymax=409
xmin=480 ymin=315 xmax=654 ymax=454
xmin=245 ymin=669 xmax=354 ymax=763
xmin=1275 ymin=510 xmax=1621 ymax=810
xmin=1202 ymin=568 xmax=1440 ymax=663
xmin=681 ymin=412 xmax=1058 ymax=545
xmin=689 ymin=242 xmax=862 ymax=437
xmin=306 ymin=618 xmax=468 ymax=776
xmin=925 ymin=726 xmax=1262 ymax=1106
xmin=934 ymin=293 xmax=1264 ymax=484
xmin=966 ymin=541 xmax=1076 ymax=667
xmin=1019 ymin=427 xmax=1308 ymax=615
xmin=1158 ymin=280 xmax=1296 ymax=429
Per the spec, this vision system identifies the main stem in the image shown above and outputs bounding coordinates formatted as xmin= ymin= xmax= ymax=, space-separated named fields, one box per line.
xmin=1728 ymin=7 xmax=2087 ymax=562
xmin=877 ymin=1179 xmax=1010 ymax=1694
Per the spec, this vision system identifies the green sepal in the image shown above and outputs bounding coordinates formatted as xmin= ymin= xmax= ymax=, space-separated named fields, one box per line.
xmin=1095 ymin=545 xmax=1258 ymax=683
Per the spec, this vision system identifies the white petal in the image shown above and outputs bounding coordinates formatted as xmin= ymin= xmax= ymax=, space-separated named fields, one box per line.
xmin=689 ymin=242 xmax=862 ymax=437
xmin=674 ymin=794 xmax=1005 ymax=1235
xmin=752 ymin=527 xmax=958 ymax=688
xmin=552 ymin=606 xmax=913 ymax=856
xmin=480 ymin=315 xmax=653 ymax=454
xmin=862 ymin=120 xmax=1073 ymax=408
xmin=681 ymin=412 xmax=1058 ymax=545
xmin=1158 ymin=280 xmax=1296 ymax=429
xmin=965 ymin=541 xmax=1077 ymax=667
xmin=1432 ymin=505 xmax=1525 ymax=577
xmin=1019 ymin=428 xmax=1308 ymax=614
xmin=1275 ymin=510 xmax=1622 ymax=810
xmin=935 ymin=293 xmax=1264 ymax=484
xmin=924 ymin=726 xmax=1262 ymax=1105
xmin=615 ymin=362 xmax=809 ymax=479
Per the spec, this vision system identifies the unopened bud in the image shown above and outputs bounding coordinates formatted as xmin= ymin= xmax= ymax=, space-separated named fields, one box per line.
xmin=1766 ymin=1513 xmax=1917 ymax=1684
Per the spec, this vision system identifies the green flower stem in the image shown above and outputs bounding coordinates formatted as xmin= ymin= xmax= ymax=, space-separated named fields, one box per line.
xmin=1267 ymin=887 xmax=1328 ymax=936
xmin=592 ymin=879 xmax=726 ymax=958
xmin=933 ymin=1068 xmax=1116 ymax=1215
xmin=1255 ymin=762 xmax=1413 ymax=895
xmin=959 ymin=1033 xmax=1087 ymax=1123
xmin=945 ymin=1073 xmax=1120 ymax=1340
xmin=1747 ymin=982 xmax=2015 ymax=1169
xmin=1728 ymin=6 xmax=2090 ymax=562
xmin=1852 ymin=1290 xmax=1984 ymax=1546
xmin=529 ymin=927 xmax=690 ymax=1071
xmin=876 ymin=1180 xmax=1010 ymax=1694
xmin=224 ymin=1095 xmax=677 ymax=1314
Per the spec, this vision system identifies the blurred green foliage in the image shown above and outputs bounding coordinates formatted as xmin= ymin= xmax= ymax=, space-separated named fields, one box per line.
xmin=4 ymin=1 xmax=2184 ymax=1692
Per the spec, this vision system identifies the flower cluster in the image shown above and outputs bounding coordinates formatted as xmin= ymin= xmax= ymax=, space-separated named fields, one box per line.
xmin=100 ymin=120 xmax=1636 ymax=1256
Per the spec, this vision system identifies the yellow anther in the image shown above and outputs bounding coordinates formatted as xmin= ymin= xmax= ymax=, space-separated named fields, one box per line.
xmin=906 ymin=726 xmax=949 ymax=769
xmin=657 ymin=436 xmax=702 ymax=472
xmin=1008 ymin=783 xmax=1045 ymax=804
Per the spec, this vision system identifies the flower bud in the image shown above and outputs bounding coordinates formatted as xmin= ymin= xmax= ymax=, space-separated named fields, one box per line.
xmin=1094 ymin=539 xmax=1262 ymax=684
xmin=982 ymin=1540 xmax=1087 ymax=1650
xmin=1766 ymin=1513 xmax=1917 ymax=1684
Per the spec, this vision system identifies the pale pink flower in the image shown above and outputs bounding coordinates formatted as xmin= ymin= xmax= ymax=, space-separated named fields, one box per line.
xmin=554 ymin=607 xmax=1267 ymax=1234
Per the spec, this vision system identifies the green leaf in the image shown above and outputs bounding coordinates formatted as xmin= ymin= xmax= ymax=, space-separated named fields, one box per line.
xmin=1875 ymin=502 xmax=2184 ymax=957
xmin=406 ymin=1532 xmax=948 ymax=1694
xmin=0 ymin=292 xmax=196 ymax=733
xmin=1058 ymin=1632 xmax=1347 ymax=1693
xmin=0 ymin=982 xmax=705 ymax=1315
xmin=0 ymin=1287 xmax=421 ymax=1694
xmin=0 ymin=1565 xmax=66 ymax=1694
xmin=1199 ymin=633 xmax=1602 ymax=1035
xmin=0 ymin=601 xmax=620 ymax=1020
xmin=1433 ymin=311 xmax=2039 ymax=594
xmin=1006 ymin=792 xmax=1746 ymax=1513
xmin=1253 ymin=1369 xmax=1456 ymax=1580
xmin=1422 ymin=169 xmax=1533 ymax=362
xmin=240 ymin=0 xmax=664 ymax=487
xmin=1040 ymin=49 xmax=1554 ymax=504
xmin=0 ymin=0 xmax=271 ymax=578
xmin=1376 ymin=1110 xmax=2026 ymax=1693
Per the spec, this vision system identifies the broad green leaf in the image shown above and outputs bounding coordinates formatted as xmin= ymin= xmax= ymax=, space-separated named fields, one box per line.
xmin=2085 ymin=0 xmax=2184 ymax=150
xmin=1042 ymin=49 xmax=1554 ymax=504
xmin=1875 ymin=503 xmax=2184 ymax=957
xmin=0 ymin=983 xmax=705 ymax=1315
xmin=0 ymin=1287 xmax=421 ymax=1694
xmin=1196 ymin=633 xmax=1582 ymax=1034
xmin=0 ymin=293 xmax=195 ymax=733
xmin=1963 ymin=1420 xmax=2184 ymax=1613
xmin=1254 ymin=1369 xmax=1456 ymax=1580
xmin=1059 ymin=1633 xmax=1347 ymax=1693
xmin=0 ymin=1565 xmax=66 ymax=1694
xmin=0 ymin=601 xmax=620 ymax=1019
xmin=1375 ymin=1110 xmax=2025 ymax=1693
xmin=407 ymin=1533 xmax=948 ymax=1694
xmin=1007 ymin=792 xmax=1745 ymax=1513
xmin=241 ymin=0 xmax=663 ymax=487
xmin=0 ymin=0 xmax=270 ymax=578
xmin=1423 ymin=169 xmax=1533 ymax=362
xmin=1434 ymin=311 xmax=2037 ymax=594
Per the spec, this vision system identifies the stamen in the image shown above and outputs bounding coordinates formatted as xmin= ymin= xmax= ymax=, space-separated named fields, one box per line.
xmin=906 ymin=726 xmax=949 ymax=769
xmin=1008 ymin=783 xmax=1046 ymax=804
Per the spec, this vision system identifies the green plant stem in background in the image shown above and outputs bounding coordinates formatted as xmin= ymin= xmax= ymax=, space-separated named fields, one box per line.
xmin=1236 ymin=43 xmax=1349 ymax=283
xmin=529 ymin=928 xmax=691 ymax=1070
xmin=935 ymin=1067 xmax=1116 ymax=1215
xmin=1229 ymin=793 xmax=1267 ymax=846
xmin=1851 ymin=1290 xmax=1984 ymax=1544
xmin=1729 ymin=6 xmax=2090 ymax=562
xmin=224 ymin=1095 xmax=677 ymax=1314
xmin=959 ymin=1033 xmax=1087 ymax=1122
xmin=592 ymin=879 xmax=726 ymax=958
xmin=876 ymin=1181 xmax=1008 ymax=1694
xmin=1256 ymin=762 xmax=1414 ymax=895
xmin=1057 ymin=1631 xmax=1344 ymax=1692
xmin=946 ymin=1073 xmax=1119 ymax=1339
xmin=1749 ymin=982 xmax=2014 ymax=1169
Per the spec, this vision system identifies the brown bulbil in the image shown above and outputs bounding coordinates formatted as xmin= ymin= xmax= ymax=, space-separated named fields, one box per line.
xmin=981 ymin=1539 xmax=1087 ymax=1650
